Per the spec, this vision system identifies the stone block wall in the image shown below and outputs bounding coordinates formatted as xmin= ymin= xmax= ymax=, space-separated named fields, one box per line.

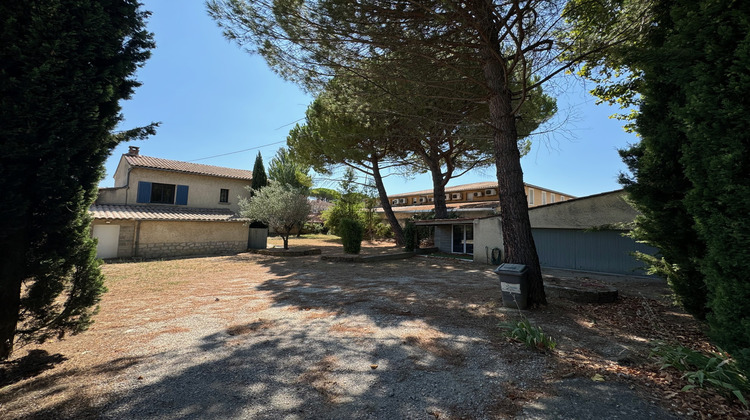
xmin=137 ymin=240 xmax=247 ymax=258
xmin=117 ymin=224 xmax=135 ymax=257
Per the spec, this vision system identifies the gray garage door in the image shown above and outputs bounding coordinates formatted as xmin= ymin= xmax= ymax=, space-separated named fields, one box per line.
xmin=532 ymin=228 xmax=658 ymax=276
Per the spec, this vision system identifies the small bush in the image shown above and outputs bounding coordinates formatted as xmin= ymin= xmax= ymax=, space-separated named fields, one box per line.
xmin=339 ymin=218 xmax=364 ymax=254
xmin=651 ymin=342 xmax=749 ymax=406
xmin=372 ymin=220 xmax=393 ymax=240
xmin=301 ymin=222 xmax=326 ymax=235
xmin=403 ymin=222 xmax=417 ymax=252
xmin=500 ymin=318 xmax=557 ymax=351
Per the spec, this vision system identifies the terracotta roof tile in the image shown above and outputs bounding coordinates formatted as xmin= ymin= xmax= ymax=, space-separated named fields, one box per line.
xmin=124 ymin=155 xmax=253 ymax=180
xmin=389 ymin=182 xmax=499 ymax=197
xmin=377 ymin=201 xmax=499 ymax=212
xmin=388 ymin=181 xmax=575 ymax=198
xmin=90 ymin=204 xmax=248 ymax=222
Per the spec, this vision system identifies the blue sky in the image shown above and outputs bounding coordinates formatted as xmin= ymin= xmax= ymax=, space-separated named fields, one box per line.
xmin=108 ymin=1 xmax=638 ymax=198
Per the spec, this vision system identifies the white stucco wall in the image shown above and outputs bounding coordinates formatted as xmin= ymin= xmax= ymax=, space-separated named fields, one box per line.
xmin=473 ymin=217 xmax=504 ymax=264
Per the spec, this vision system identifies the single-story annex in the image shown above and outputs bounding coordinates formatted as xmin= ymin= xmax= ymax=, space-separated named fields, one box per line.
xmin=417 ymin=190 xmax=658 ymax=277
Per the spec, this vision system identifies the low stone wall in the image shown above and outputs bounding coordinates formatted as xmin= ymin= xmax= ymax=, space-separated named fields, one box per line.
xmin=321 ymin=252 xmax=414 ymax=262
xmin=247 ymin=248 xmax=322 ymax=257
xmin=137 ymin=241 xmax=247 ymax=258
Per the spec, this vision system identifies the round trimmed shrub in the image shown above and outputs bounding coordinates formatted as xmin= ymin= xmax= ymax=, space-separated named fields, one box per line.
xmin=339 ymin=218 xmax=364 ymax=254
xmin=403 ymin=222 xmax=417 ymax=252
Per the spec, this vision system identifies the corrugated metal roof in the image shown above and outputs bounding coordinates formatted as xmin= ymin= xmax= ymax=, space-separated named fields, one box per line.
xmin=90 ymin=204 xmax=248 ymax=222
xmin=124 ymin=154 xmax=253 ymax=180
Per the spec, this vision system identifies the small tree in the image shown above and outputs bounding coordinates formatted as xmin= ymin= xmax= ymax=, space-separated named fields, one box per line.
xmin=239 ymin=182 xmax=311 ymax=249
xmin=250 ymin=151 xmax=268 ymax=194
xmin=268 ymin=147 xmax=312 ymax=191
xmin=321 ymin=168 xmax=367 ymax=234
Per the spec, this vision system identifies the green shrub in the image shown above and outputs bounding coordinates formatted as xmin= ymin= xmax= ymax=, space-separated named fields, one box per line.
xmin=372 ymin=221 xmax=392 ymax=239
xmin=651 ymin=342 xmax=749 ymax=406
xmin=403 ymin=222 xmax=417 ymax=252
xmin=301 ymin=222 xmax=327 ymax=235
xmin=500 ymin=318 xmax=557 ymax=351
xmin=339 ymin=218 xmax=364 ymax=254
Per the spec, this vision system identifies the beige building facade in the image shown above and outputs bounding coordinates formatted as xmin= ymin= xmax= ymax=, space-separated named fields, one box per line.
xmin=91 ymin=147 xmax=254 ymax=259
xmin=387 ymin=181 xmax=573 ymax=210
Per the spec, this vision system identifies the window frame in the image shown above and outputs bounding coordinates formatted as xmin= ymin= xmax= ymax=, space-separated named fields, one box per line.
xmin=150 ymin=183 xmax=176 ymax=204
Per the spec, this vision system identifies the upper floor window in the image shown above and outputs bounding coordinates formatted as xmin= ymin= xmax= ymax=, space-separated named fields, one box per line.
xmin=528 ymin=188 xmax=535 ymax=205
xmin=219 ymin=188 xmax=229 ymax=203
xmin=151 ymin=183 xmax=175 ymax=204
xmin=541 ymin=191 xmax=547 ymax=205
xmin=137 ymin=181 xmax=188 ymax=205
xmin=551 ymin=193 xmax=556 ymax=203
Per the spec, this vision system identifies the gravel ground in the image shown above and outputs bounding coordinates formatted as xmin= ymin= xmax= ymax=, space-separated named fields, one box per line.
xmin=97 ymin=264 xmax=548 ymax=420
xmin=0 ymin=239 xmax=713 ymax=419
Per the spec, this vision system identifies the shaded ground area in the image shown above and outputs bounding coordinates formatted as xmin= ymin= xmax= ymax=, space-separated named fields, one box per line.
xmin=0 ymin=237 xmax=745 ymax=419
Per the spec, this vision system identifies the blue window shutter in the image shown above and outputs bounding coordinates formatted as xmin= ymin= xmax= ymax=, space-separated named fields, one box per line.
xmin=175 ymin=185 xmax=189 ymax=205
xmin=136 ymin=181 xmax=151 ymax=203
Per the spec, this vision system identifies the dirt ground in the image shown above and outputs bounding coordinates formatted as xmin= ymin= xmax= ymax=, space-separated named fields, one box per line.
xmin=0 ymin=237 xmax=746 ymax=419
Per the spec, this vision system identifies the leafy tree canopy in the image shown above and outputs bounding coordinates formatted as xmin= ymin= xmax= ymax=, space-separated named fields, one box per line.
xmin=240 ymin=182 xmax=311 ymax=249
xmin=268 ymin=147 xmax=313 ymax=191
xmin=208 ymin=0 xmax=639 ymax=306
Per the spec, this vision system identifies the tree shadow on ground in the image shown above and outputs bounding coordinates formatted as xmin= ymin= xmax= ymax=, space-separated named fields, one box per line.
xmin=0 ymin=355 xmax=144 ymax=419
xmin=0 ymin=350 xmax=66 ymax=388
xmin=3 ymin=254 xmax=697 ymax=419
xmin=89 ymin=320 xmax=543 ymax=419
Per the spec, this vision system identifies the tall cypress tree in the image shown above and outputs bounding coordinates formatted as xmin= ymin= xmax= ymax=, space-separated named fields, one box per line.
xmin=666 ymin=1 xmax=750 ymax=373
xmin=250 ymin=151 xmax=268 ymax=194
xmin=627 ymin=0 xmax=750 ymax=370
xmin=618 ymin=0 xmax=709 ymax=319
xmin=0 ymin=0 xmax=156 ymax=360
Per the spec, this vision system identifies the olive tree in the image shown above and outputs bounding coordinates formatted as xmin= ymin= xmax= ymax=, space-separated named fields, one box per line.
xmin=239 ymin=182 xmax=311 ymax=249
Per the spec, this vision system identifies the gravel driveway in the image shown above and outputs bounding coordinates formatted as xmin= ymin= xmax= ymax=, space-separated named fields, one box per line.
xmin=0 ymin=243 xmax=684 ymax=419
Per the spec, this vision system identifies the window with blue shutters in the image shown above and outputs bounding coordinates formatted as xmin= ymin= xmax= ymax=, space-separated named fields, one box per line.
xmin=136 ymin=181 xmax=188 ymax=205
xmin=136 ymin=181 xmax=152 ymax=203
xmin=175 ymin=185 xmax=189 ymax=205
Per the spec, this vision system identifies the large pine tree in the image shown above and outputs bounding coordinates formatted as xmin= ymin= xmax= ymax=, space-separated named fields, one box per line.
xmin=0 ymin=0 xmax=156 ymax=360
xmin=208 ymin=0 xmax=635 ymax=306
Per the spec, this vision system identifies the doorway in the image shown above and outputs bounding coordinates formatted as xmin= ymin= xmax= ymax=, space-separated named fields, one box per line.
xmin=93 ymin=224 xmax=120 ymax=259
xmin=452 ymin=224 xmax=474 ymax=254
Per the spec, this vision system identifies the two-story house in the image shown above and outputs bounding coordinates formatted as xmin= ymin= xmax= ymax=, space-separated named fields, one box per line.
xmin=90 ymin=147 xmax=253 ymax=259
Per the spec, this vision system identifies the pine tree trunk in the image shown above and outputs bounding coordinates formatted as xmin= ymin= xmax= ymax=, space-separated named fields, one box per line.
xmin=429 ymin=158 xmax=450 ymax=219
xmin=371 ymin=158 xmax=405 ymax=246
xmin=0 ymin=233 xmax=24 ymax=360
xmin=480 ymin=30 xmax=546 ymax=306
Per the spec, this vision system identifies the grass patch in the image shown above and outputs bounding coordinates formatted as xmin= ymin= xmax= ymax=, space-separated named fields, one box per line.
xmin=500 ymin=318 xmax=557 ymax=351
xmin=651 ymin=342 xmax=749 ymax=406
